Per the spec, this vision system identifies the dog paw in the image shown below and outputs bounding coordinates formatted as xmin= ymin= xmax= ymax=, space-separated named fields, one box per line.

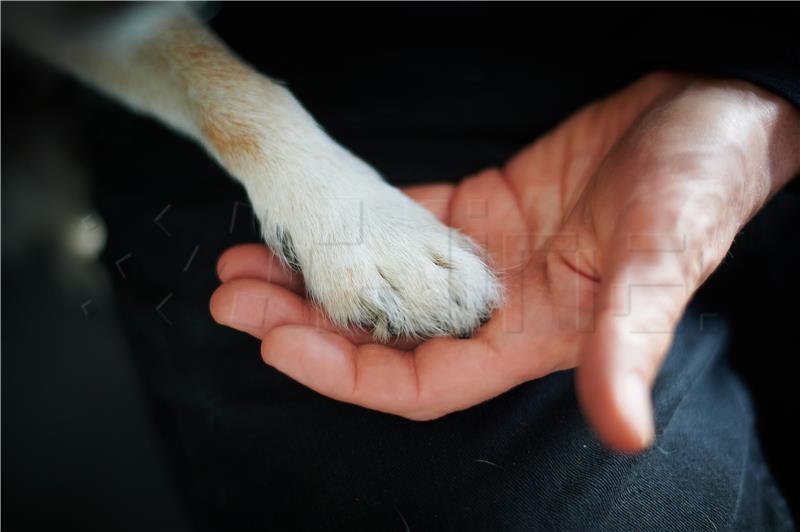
xmin=204 ymin=81 xmax=502 ymax=339
xmin=256 ymin=181 xmax=503 ymax=341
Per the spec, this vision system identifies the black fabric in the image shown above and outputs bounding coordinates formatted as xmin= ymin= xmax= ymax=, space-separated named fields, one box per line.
xmin=24 ymin=4 xmax=797 ymax=531
xmin=627 ymin=5 xmax=800 ymax=109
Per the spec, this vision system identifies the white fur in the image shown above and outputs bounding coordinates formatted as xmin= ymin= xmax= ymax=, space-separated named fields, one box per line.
xmin=10 ymin=5 xmax=503 ymax=339
xmin=235 ymin=91 xmax=502 ymax=338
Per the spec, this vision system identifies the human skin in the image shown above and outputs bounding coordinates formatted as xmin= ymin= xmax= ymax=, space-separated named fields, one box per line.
xmin=210 ymin=71 xmax=800 ymax=452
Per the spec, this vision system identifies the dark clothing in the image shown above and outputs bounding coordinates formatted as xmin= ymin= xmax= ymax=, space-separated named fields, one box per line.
xmin=13 ymin=4 xmax=800 ymax=531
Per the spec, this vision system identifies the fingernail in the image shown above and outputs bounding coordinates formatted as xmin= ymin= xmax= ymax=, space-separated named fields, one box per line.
xmin=216 ymin=260 xmax=227 ymax=281
xmin=617 ymin=374 xmax=655 ymax=448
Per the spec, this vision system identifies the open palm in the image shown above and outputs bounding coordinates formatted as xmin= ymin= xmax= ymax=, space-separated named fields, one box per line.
xmin=211 ymin=72 xmax=799 ymax=452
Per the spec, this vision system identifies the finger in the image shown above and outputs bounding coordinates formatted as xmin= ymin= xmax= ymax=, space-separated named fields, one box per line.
xmin=217 ymin=243 xmax=303 ymax=293
xmin=261 ymin=325 xmax=525 ymax=419
xmin=210 ymin=278 xmax=370 ymax=344
xmin=577 ymin=235 xmax=692 ymax=453
xmin=210 ymin=278 xmax=421 ymax=348
xmin=401 ymin=183 xmax=455 ymax=223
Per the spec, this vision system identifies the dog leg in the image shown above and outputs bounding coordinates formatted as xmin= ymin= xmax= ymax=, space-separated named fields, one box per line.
xmin=8 ymin=4 xmax=503 ymax=339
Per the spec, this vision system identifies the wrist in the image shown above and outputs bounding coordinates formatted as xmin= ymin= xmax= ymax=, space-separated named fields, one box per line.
xmin=690 ymin=79 xmax=799 ymax=192
xmin=688 ymin=81 xmax=799 ymax=282
xmin=753 ymin=86 xmax=800 ymax=192
xmin=678 ymin=79 xmax=799 ymax=227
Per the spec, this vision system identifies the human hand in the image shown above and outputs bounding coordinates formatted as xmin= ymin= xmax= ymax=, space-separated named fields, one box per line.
xmin=210 ymin=72 xmax=799 ymax=452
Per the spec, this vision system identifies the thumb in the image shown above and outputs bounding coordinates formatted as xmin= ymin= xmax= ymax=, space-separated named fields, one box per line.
xmin=576 ymin=232 xmax=695 ymax=453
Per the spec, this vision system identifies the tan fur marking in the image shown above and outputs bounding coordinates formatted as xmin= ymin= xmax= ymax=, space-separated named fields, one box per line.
xmin=199 ymin=112 xmax=263 ymax=165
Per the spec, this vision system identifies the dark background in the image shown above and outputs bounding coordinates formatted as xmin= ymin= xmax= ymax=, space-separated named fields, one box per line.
xmin=3 ymin=3 xmax=799 ymax=531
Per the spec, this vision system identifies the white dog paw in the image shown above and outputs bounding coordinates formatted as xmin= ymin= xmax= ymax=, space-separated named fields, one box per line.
xmin=207 ymin=82 xmax=502 ymax=339
xmin=257 ymin=183 xmax=503 ymax=341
